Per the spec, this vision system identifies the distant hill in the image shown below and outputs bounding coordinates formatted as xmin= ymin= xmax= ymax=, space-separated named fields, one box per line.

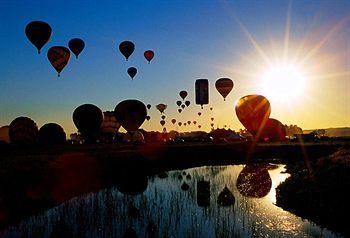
xmin=303 ymin=127 xmax=350 ymax=137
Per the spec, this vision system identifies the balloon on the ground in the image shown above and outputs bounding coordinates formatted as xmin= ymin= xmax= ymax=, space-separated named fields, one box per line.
xmin=195 ymin=79 xmax=209 ymax=108
xmin=0 ymin=126 xmax=10 ymax=143
xmin=114 ymin=100 xmax=147 ymax=132
xmin=73 ymin=104 xmax=103 ymax=143
xmin=259 ymin=118 xmax=286 ymax=142
xmin=179 ymin=91 xmax=188 ymax=100
xmin=119 ymin=41 xmax=135 ymax=60
xmin=68 ymin=38 xmax=85 ymax=59
xmin=156 ymin=104 xmax=167 ymax=114
xmin=39 ymin=123 xmax=66 ymax=145
xmin=47 ymin=46 xmax=71 ymax=77
xmin=9 ymin=117 xmax=38 ymax=145
xmin=215 ymin=78 xmax=234 ymax=101
xmin=25 ymin=21 xmax=52 ymax=54
xmin=235 ymin=95 xmax=271 ymax=136
xmin=101 ymin=111 xmax=121 ymax=134
xmin=144 ymin=50 xmax=154 ymax=63
xmin=127 ymin=67 xmax=137 ymax=79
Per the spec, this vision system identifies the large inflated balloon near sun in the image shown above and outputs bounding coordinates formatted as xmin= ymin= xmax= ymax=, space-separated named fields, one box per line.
xmin=215 ymin=78 xmax=234 ymax=101
xmin=235 ymin=95 xmax=271 ymax=136
xmin=25 ymin=21 xmax=52 ymax=54
xmin=259 ymin=118 xmax=286 ymax=142
xmin=68 ymin=38 xmax=85 ymax=59
xmin=9 ymin=117 xmax=39 ymax=145
xmin=119 ymin=41 xmax=135 ymax=61
xmin=47 ymin=46 xmax=71 ymax=77
xmin=114 ymin=100 xmax=147 ymax=132
xmin=73 ymin=104 xmax=103 ymax=142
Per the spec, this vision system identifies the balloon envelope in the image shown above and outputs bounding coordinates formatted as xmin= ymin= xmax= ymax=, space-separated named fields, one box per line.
xmin=259 ymin=118 xmax=286 ymax=142
xmin=9 ymin=117 xmax=38 ymax=145
xmin=101 ymin=111 xmax=121 ymax=134
xmin=68 ymin=38 xmax=85 ymax=59
xmin=179 ymin=91 xmax=188 ymax=100
xmin=144 ymin=50 xmax=154 ymax=63
xmin=119 ymin=41 xmax=135 ymax=60
xmin=156 ymin=104 xmax=167 ymax=114
xmin=195 ymin=79 xmax=209 ymax=108
xmin=235 ymin=95 xmax=271 ymax=136
xmin=215 ymin=78 xmax=234 ymax=100
xmin=147 ymin=104 xmax=151 ymax=110
xmin=185 ymin=101 xmax=190 ymax=107
xmin=160 ymin=120 xmax=165 ymax=126
xmin=114 ymin=100 xmax=147 ymax=132
xmin=176 ymin=101 xmax=182 ymax=107
xmin=73 ymin=104 xmax=103 ymax=143
xmin=127 ymin=67 xmax=137 ymax=79
xmin=47 ymin=46 xmax=71 ymax=77
xmin=25 ymin=21 xmax=52 ymax=54
xmin=39 ymin=123 xmax=66 ymax=145
xmin=171 ymin=119 xmax=176 ymax=124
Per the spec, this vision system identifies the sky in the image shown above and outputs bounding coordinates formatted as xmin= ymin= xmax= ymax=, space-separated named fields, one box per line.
xmin=0 ymin=0 xmax=349 ymax=135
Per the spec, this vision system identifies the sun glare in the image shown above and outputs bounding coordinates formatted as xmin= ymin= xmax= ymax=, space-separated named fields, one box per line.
xmin=261 ymin=64 xmax=306 ymax=103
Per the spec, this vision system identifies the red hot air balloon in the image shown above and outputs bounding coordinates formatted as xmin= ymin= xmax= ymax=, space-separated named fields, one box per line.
xmin=119 ymin=41 xmax=135 ymax=61
xmin=68 ymin=38 xmax=85 ymax=59
xmin=127 ymin=67 xmax=137 ymax=79
xmin=215 ymin=78 xmax=234 ymax=101
xmin=179 ymin=91 xmax=188 ymax=100
xmin=73 ymin=104 xmax=103 ymax=143
xmin=171 ymin=119 xmax=176 ymax=124
xmin=114 ymin=100 xmax=147 ymax=132
xmin=195 ymin=79 xmax=209 ymax=109
xmin=235 ymin=95 xmax=271 ymax=137
xmin=198 ymin=112 xmax=202 ymax=116
xmin=144 ymin=50 xmax=154 ymax=63
xmin=47 ymin=46 xmax=71 ymax=77
xmin=259 ymin=118 xmax=286 ymax=142
xmin=25 ymin=21 xmax=52 ymax=54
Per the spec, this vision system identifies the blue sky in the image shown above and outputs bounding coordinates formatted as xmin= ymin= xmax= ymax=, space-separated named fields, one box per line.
xmin=1 ymin=0 xmax=349 ymax=134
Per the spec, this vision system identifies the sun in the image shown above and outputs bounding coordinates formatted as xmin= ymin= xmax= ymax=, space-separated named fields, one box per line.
xmin=260 ymin=64 xmax=306 ymax=103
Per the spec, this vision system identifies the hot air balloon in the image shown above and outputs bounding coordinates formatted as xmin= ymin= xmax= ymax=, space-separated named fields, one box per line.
xmin=9 ymin=117 xmax=38 ymax=145
xmin=176 ymin=101 xmax=182 ymax=107
xmin=146 ymin=116 xmax=151 ymax=121
xmin=215 ymin=78 xmax=234 ymax=101
xmin=178 ymin=109 xmax=182 ymax=113
xmin=0 ymin=126 xmax=10 ymax=143
xmin=171 ymin=119 xmax=176 ymax=124
xmin=181 ymin=104 xmax=185 ymax=109
xmin=217 ymin=186 xmax=235 ymax=206
xmin=147 ymin=104 xmax=152 ymax=110
xmin=156 ymin=104 xmax=167 ymax=114
xmin=198 ymin=125 xmax=201 ymax=129
xmin=144 ymin=50 xmax=154 ymax=63
xmin=127 ymin=67 xmax=137 ymax=79
xmin=184 ymin=123 xmax=187 ymax=126
xmin=179 ymin=91 xmax=188 ymax=100
xmin=160 ymin=120 xmax=165 ymax=126
xmin=193 ymin=121 xmax=197 ymax=125
xmin=68 ymin=38 xmax=85 ymax=59
xmin=187 ymin=121 xmax=191 ymax=125
xmin=259 ymin=118 xmax=286 ymax=142
xmin=73 ymin=104 xmax=103 ymax=143
xmin=235 ymin=95 xmax=271 ymax=137
xmin=198 ymin=112 xmax=201 ymax=116
xmin=236 ymin=165 xmax=272 ymax=198
xmin=178 ymin=122 xmax=182 ymax=127
xmin=100 ymin=111 xmax=121 ymax=143
xmin=25 ymin=21 xmax=52 ymax=54
xmin=114 ymin=100 xmax=147 ymax=132
xmin=210 ymin=123 xmax=214 ymax=127
xmin=119 ymin=41 xmax=135 ymax=61
xmin=38 ymin=123 xmax=66 ymax=145
xmin=185 ymin=101 xmax=190 ymax=107
xmin=47 ymin=46 xmax=71 ymax=77
xmin=195 ymin=79 xmax=209 ymax=108
xmin=210 ymin=107 xmax=213 ymax=111
xmin=161 ymin=115 xmax=166 ymax=120
xmin=211 ymin=117 xmax=214 ymax=121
